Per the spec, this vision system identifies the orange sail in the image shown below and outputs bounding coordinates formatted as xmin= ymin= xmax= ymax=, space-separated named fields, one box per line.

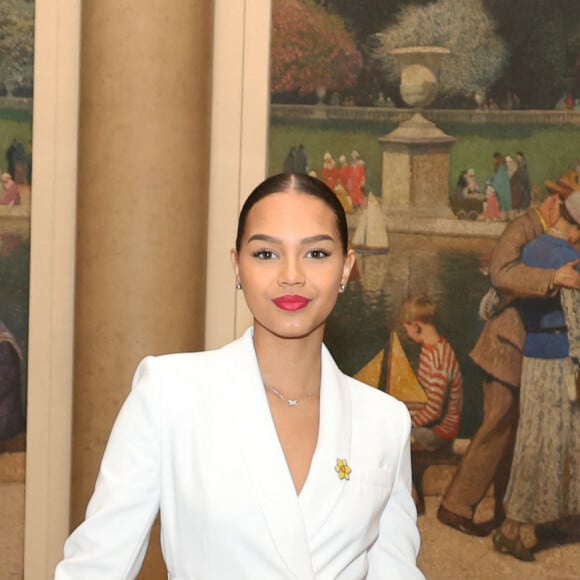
xmin=386 ymin=330 xmax=428 ymax=403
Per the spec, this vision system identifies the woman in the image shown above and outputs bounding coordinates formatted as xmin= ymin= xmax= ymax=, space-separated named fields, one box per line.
xmin=321 ymin=151 xmax=339 ymax=191
xmin=493 ymin=191 xmax=580 ymax=561
xmin=453 ymin=170 xmax=469 ymax=200
xmin=491 ymin=153 xmax=511 ymax=214
xmin=0 ymin=320 xmax=25 ymax=441
xmin=349 ymin=150 xmax=366 ymax=208
xmin=55 ymin=173 xmax=422 ymax=579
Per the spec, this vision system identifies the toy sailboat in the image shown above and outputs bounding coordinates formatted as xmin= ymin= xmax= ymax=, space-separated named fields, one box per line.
xmin=354 ymin=330 xmax=427 ymax=404
xmin=351 ymin=193 xmax=389 ymax=253
xmin=386 ymin=330 xmax=427 ymax=403
xmin=353 ymin=349 xmax=384 ymax=388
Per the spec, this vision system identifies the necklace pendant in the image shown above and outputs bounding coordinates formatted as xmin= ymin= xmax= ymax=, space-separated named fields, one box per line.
xmin=288 ymin=399 xmax=299 ymax=407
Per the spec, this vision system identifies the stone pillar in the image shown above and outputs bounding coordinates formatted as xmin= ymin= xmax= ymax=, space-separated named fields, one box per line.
xmin=72 ymin=1 xmax=214 ymax=576
xmin=379 ymin=113 xmax=455 ymax=218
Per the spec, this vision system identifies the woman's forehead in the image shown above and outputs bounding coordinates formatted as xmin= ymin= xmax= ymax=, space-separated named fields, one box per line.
xmin=244 ymin=191 xmax=338 ymax=235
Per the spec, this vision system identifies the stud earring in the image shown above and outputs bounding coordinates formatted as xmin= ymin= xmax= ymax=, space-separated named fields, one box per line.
xmin=339 ymin=283 xmax=346 ymax=293
xmin=235 ymin=282 xmax=242 ymax=290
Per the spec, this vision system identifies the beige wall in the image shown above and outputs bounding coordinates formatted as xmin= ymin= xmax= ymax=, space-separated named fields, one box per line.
xmin=24 ymin=0 xmax=271 ymax=577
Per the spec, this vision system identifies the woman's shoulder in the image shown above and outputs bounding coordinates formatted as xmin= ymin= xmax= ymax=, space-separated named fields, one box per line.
xmin=343 ymin=377 xmax=411 ymax=448
xmin=345 ymin=375 xmax=409 ymax=420
xmin=134 ymin=330 xmax=252 ymax=386
xmin=144 ymin=343 xmax=230 ymax=372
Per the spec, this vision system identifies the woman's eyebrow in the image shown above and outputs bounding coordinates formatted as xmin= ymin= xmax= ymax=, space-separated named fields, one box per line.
xmin=302 ymin=234 xmax=335 ymax=244
xmin=247 ymin=234 xmax=335 ymax=244
xmin=247 ymin=234 xmax=281 ymax=244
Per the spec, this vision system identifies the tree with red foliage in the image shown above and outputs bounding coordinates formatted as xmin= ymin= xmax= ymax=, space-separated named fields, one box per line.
xmin=271 ymin=0 xmax=362 ymax=96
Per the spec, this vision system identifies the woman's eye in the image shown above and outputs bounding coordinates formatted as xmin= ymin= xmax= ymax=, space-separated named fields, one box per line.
xmin=307 ymin=249 xmax=330 ymax=259
xmin=252 ymin=249 xmax=277 ymax=260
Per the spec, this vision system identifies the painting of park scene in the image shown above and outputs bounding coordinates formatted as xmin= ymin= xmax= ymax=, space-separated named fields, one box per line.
xmin=268 ymin=0 xmax=580 ymax=575
xmin=0 ymin=0 xmax=34 ymax=454
xmin=0 ymin=0 xmax=34 ymax=576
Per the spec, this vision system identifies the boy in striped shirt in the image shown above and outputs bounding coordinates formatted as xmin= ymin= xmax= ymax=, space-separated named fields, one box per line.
xmin=398 ymin=294 xmax=464 ymax=452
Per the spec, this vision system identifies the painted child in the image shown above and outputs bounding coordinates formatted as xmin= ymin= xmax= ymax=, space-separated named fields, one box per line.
xmin=483 ymin=185 xmax=502 ymax=221
xmin=398 ymin=294 xmax=464 ymax=452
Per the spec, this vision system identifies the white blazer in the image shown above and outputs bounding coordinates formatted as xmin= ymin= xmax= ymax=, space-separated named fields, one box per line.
xmin=55 ymin=328 xmax=423 ymax=579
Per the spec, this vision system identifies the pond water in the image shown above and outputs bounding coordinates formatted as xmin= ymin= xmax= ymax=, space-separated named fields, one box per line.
xmin=324 ymin=232 xmax=497 ymax=437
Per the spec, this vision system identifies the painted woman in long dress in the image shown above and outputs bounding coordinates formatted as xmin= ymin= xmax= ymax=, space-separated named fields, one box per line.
xmin=322 ymin=152 xmax=339 ymax=190
xmin=491 ymin=153 xmax=511 ymax=213
xmin=348 ymin=150 xmax=366 ymax=208
xmin=493 ymin=192 xmax=580 ymax=561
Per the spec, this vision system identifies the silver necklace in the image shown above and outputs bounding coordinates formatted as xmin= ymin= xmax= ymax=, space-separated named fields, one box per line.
xmin=265 ymin=384 xmax=314 ymax=407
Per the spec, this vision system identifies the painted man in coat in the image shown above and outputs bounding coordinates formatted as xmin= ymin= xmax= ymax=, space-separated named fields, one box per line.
xmin=55 ymin=328 xmax=423 ymax=579
xmin=438 ymin=193 xmax=580 ymax=534
xmin=0 ymin=321 xmax=25 ymax=441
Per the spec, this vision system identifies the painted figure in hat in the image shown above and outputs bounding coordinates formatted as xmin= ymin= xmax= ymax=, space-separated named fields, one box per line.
xmin=493 ymin=190 xmax=580 ymax=561
xmin=0 ymin=321 xmax=25 ymax=441
xmin=439 ymin=189 xmax=580 ymax=540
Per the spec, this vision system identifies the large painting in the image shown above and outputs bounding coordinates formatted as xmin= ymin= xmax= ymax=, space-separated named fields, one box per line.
xmin=0 ymin=0 xmax=33 ymax=449
xmin=0 ymin=0 xmax=34 ymax=576
xmin=268 ymin=0 xmax=580 ymax=576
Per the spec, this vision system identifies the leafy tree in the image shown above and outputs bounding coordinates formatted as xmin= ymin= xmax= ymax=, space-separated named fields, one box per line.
xmin=271 ymin=0 xmax=362 ymax=96
xmin=484 ymin=0 xmax=580 ymax=108
xmin=365 ymin=0 xmax=507 ymax=104
xmin=319 ymin=0 xmax=434 ymax=44
xmin=0 ymin=0 xmax=35 ymax=96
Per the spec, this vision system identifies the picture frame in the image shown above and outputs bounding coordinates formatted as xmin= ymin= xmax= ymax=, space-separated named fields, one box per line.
xmin=22 ymin=1 xmax=80 ymax=577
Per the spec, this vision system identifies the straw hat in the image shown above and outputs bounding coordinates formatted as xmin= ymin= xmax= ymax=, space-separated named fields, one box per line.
xmin=558 ymin=171 xmax=580 ymax=192
xmin=544 ymin=179 xmax=570 ymax=196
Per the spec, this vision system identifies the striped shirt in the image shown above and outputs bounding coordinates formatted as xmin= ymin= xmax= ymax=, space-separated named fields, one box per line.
xmin=411 ymin=336 xmax=463 ymax=440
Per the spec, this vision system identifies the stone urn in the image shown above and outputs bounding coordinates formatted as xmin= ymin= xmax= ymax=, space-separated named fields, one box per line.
xmin=385 ymin=46 xmax=453 ymax=142
xmin=390 ymin=46 xmax=449 ymax=111
xmin=315 ymin=86 xmax=327 ymax=105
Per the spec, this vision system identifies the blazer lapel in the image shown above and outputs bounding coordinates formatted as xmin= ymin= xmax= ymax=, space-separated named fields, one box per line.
xmin=298 ymin=345 xmax=352 ymax=542
xmin=225 ymin=329 xmax=315 ymax=580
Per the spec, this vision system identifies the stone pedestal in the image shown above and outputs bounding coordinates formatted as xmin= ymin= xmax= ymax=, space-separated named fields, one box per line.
xmin=379 ymin=113 xmax=455 ymax=218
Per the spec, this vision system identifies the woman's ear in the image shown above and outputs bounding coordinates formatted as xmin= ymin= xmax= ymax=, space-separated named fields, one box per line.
xmin=341 ymin=249 xmax=356 ymax=285
xmin=230 ymin=249 xmax=240 ymax=284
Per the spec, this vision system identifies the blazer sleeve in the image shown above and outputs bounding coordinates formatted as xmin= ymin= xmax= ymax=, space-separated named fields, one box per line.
xmin=489 ymin=212 xmax=554 ymax=298
xmin=55 ymin=357 xmax=162 ymax=579
xmin=366 ymin=406 xmax=424 ymax=579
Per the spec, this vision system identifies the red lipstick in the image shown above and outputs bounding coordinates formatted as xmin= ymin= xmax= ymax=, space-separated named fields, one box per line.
xmin=273 ymin=295 xmax=311 ymax=311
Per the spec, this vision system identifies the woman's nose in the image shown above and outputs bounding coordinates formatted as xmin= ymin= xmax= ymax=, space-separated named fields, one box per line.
xmin=278 ymin=258 xmax=305 ymax=286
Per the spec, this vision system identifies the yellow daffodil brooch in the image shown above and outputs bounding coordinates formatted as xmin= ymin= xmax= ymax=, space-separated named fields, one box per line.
xmin=335 ymin=458 xmax=351 ymax=481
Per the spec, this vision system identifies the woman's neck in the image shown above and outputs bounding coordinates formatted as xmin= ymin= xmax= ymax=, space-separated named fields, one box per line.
xmin=252 ymin=325 xmax=323 ymax=398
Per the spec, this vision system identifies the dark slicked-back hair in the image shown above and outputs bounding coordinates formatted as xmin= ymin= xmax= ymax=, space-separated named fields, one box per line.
xmin=235 ymin=173 xmax=349 ymax=254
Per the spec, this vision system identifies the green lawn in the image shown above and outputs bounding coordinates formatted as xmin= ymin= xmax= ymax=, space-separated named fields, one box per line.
xmin=0 ymin=102 xmax=33 ymax=172
xmin=269 ymin=117 xmax=580 ymax=198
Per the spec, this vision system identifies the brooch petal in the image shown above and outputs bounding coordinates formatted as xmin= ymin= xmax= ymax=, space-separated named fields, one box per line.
xmin=335 ymin=458 xmax=352 ymax=481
